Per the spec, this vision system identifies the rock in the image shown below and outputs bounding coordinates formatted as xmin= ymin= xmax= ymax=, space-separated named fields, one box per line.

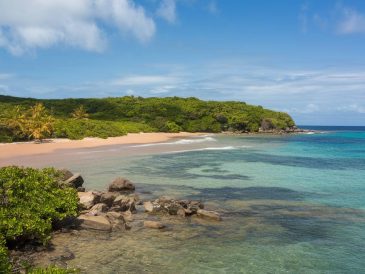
xmin=113 ymin=195 xmax=136 ymax=212
xmin=106 ymin=211 xmax=126 ymax=230
xmin=64 ymin=173 xmax=84 ymax=188
xmin=78 ymin=191 xmax=100 ymax=210
xmin=121 ymin=210 xmax=134 ymax=222
xmin=77 ymin=187 xmax=85 ymax=192
xmin=100 ymin=192 xmax=118 ymax=207
xmin=88 ymin=203 xmax=108 ymax=215
xmin=77 ymin=215 xmax=111 ymax=231
xmin=177 ymin=208 xmax=186 ymax=217
xmin=58 ymin=169 xmax=74 ymax=181
xmin=144 ymin=221 xmax=165 ymax=229
xmin=144 ymin=201 xmax=161 ymax=213
xmin=190 ymin=200 xmax=204 ymax=209
xmin=108 ymin=177 xmax=135 ymax=193
xmin=197 ymin=209 xmax=222 ymax=221
xmin=166 ymin=203 xmax=182 ymax=215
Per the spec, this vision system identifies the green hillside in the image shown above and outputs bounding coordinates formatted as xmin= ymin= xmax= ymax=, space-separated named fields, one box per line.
xmin=0 ymin=95 xmax=295 ymax=142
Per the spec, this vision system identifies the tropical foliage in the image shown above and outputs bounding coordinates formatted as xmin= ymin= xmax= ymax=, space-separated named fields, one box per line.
xmin=0 ymin=166 xmax=79 ymax=273
xmin=0 ymin=95 xmax=296 ymax=142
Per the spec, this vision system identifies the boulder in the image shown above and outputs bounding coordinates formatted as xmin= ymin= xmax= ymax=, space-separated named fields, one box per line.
xmin=113 ymin=195 xmax=136 ymax=212
xmin=100 ymin=192 xmax=118 ymax=207
xmin=143 ymin=201 xmax=162 ymax=213
xmin=106 ymin=211 xmax=126 ymax=230
xmin=78 ymin=191 xmax=100 ymax=210
xmin=121 ymin=210 xmax=134 ymax=222
xmin=196 ymin=209 xmax=222 ymax=221
xmin=108 ymin=177 xmax=135 ymax=193
xmin=77 ymin=215 xmax=111 ymax=231
xmin=88 ymin=203 xmax=108 ymax=215
xmin=144 ymin=220 xmax=165 ymax=229
xmin=58 ymin=169 xmax=74 ymax=181
xmin=64 ymin=173 xmax=84 ymax=188
xmin=77 ymin=187 xmax=85 ymax=192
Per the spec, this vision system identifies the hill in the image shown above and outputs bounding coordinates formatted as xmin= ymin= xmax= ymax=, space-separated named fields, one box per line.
xmin=0 ymin=95 xmax=295 ymax=142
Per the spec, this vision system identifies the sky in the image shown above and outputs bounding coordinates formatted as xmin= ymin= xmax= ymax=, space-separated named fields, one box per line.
xmin=0 ymin=0 xmax=365 ymax=125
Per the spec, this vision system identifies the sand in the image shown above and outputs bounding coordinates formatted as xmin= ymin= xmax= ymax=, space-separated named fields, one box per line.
xmin=0 ymin=132 xmax=202 ymax=163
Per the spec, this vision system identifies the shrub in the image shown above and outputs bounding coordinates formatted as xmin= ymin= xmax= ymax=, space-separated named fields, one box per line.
xmin=28 ymin=265 xmax=79 ymax=274
xmin=0 ymin=235 xmax=11 ymax=274
xmin=0 ymin=166 xmax=79 ymax=245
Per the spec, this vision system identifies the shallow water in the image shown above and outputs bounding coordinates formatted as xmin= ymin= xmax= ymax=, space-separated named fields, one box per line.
xmin=31 ymin=127 xmax=365 ymax=273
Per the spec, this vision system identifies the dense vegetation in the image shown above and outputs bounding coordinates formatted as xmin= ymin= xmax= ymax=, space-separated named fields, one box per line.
xmin=0 ymin=95 xmax=295 ymax=142
xmin=0 ymin=166 xmax=79 ymax=273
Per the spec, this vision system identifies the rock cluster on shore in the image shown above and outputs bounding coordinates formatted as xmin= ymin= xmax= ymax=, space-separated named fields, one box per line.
xmin=60 ymin=170 xmax=222 ymax=232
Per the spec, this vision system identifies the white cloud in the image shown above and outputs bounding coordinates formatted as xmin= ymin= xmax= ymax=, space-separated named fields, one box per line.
xmin=111 ymin=75 xmax=179 ymax=86
xmin=0 ymin=0 xmax=156 ymax=55
xmin=157 ymin=0 xmax=177 ymax=23
xmin=337 ymin=104 xmax=365 ymax=113
xmin=337 ymin=7 xmax=365 ymax=34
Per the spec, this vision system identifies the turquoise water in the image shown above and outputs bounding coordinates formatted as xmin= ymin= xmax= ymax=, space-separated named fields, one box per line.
xmin=37 ymin=127 xmax=365 ymax=273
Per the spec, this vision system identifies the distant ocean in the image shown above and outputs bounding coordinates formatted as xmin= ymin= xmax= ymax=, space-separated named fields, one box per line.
xmin=39 ymin=126 xmax=365 ymax=273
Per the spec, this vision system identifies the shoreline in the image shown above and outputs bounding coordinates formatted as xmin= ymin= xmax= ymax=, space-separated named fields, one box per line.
xmin=0 ymin=132 xmax=204 ymax=162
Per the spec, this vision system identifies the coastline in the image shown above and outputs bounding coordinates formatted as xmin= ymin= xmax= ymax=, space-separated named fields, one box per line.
xmin=0 ymin=132 xmax=204 ymax=162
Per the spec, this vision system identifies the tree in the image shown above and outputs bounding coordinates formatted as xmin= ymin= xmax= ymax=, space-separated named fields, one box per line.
xmin=0 ymin=106 xmax=27 ymax=140
xmin=71 ymin=105 xmax=89 ymax=120
xmin=25 ymin=103 xmax=55 ymax=142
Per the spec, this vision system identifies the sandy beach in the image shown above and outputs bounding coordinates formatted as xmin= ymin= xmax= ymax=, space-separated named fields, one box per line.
xmin=0 ymin=132 xmax=202 ymax=164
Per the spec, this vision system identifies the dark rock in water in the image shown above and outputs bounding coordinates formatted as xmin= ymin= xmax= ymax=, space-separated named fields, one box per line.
xmin=77 ymin=187 xmax=85 ymax=192
xmin=100 ymin=192 xmax=118 ymax=207
xmin=64 ymin=173 xmax=84 ymax=188
xmin=144 ymin=220 xmax=165 ymax=229
xmin=77 ymin=215 xmax=112 ymax=231
xmin=108 ymin=177 xmax=135 ymax=193
xmin=197 ymin=209 xmax=222 ymax=221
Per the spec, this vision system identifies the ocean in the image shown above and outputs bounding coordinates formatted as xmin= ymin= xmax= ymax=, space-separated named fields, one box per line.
xmin=35 ymin=127 xmax=365 ymax=273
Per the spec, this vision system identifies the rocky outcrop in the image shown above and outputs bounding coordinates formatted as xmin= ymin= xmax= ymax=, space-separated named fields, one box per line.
xmin=144 ymin=197 xmax=205 ymax=217
xmin=108 ymin=177 xmax=135 ymax=193
xmin=74 ymin=175 xmax=223 ymax=234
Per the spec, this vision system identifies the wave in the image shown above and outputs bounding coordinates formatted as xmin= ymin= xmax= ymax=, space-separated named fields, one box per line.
xmin=130 ymin=136 xmax=216 ymax=147
xmin=163 ymin=145 xmax=250 ymax=154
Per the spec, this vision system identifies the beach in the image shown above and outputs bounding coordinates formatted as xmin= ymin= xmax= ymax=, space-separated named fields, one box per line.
xmin=0 ymin=132 xmax=203 ymax=166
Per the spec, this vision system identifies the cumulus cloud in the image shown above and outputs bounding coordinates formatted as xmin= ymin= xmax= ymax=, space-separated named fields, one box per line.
xmin=157 ymin=0 xmax=177 ymax=23
xmin=0 ymin=0 xmax=156 ymax=55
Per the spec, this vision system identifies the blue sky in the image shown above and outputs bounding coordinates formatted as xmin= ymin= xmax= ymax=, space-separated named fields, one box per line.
xmin=0 ymin=0 xmax=365 ymax=125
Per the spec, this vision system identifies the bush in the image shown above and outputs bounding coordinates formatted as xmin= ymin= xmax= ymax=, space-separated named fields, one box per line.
xmin=28 ymin=265 xmax=79 ymax=274
xmin=54 ymin=119 xmax=127 ymax=140
xmin=0 ymin=167 xmax=79 ymax=245
xmin=0 ymin=235 xmax=11 ymax=274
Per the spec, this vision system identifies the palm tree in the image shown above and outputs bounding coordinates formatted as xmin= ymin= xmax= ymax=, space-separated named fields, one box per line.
xmin=26 ymin=103 xmax=54 ymax=142
xmin=0 ymin=106 xmax=27 ymax=139
xmin=71 ymin=105 xmax=89 ymax=120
